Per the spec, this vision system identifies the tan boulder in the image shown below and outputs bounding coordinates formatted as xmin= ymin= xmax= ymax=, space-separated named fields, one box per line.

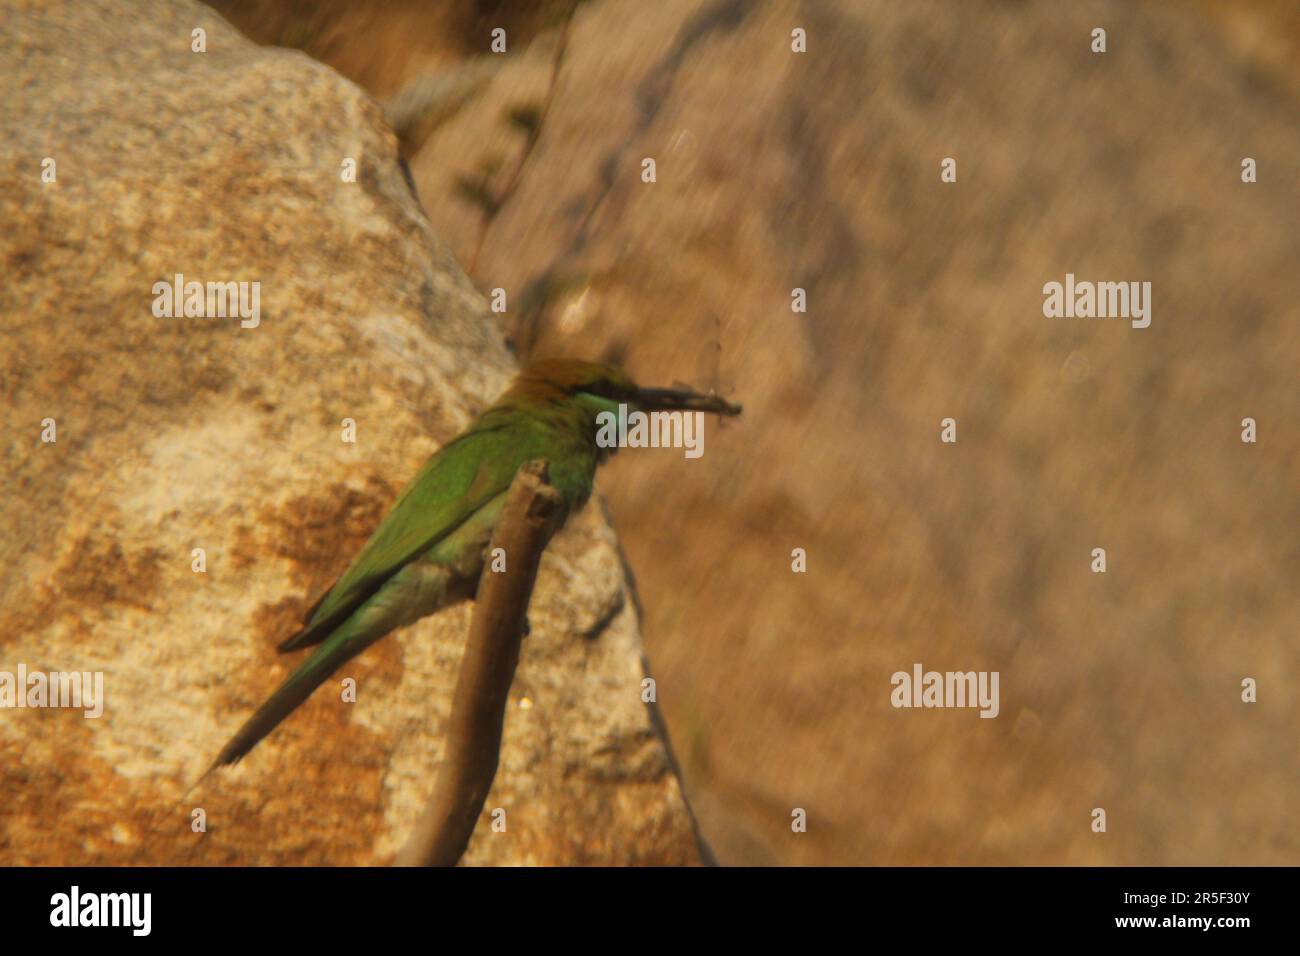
xmin=0 ymin=0 xmax=700 ymax=865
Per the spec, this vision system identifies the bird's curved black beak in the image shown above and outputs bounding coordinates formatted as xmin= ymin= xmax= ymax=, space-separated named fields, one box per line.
xmin=633 ymin=386 xmax=742 ymax=417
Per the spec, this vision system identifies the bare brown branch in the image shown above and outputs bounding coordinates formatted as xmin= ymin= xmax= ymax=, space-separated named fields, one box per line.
xmin=395 ymin=459 xmax=563 ymax=867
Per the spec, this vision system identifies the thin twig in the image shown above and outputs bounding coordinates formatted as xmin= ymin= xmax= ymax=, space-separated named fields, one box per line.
xmin=395 ymin=459 xmax=563 ymax=866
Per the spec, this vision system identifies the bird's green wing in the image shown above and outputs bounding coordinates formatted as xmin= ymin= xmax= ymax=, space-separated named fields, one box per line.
xmin=279 ymin=421 xmax=531 ymax=651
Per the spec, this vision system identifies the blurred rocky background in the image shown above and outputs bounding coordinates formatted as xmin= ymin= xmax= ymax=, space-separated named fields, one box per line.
xmin=4 ymin=0 xmax=1296 ymax=865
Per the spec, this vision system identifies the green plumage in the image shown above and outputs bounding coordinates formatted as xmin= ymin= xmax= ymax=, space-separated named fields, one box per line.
xmin=211 ymin=359 xmax=739 ymax=769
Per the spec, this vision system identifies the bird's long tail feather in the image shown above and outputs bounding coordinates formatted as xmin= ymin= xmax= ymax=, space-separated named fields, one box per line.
xmin=210 ymin=500 xmax=496 ymax=771
xmin=209 ymin=615 xmax=390 ymax=770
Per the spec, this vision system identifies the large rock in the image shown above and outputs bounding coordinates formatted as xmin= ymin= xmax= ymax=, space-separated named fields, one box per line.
xmin=0 ymin=0 xmax=700 ymax=865
xmin=396 ymin=0 xmax=1298 ymax=864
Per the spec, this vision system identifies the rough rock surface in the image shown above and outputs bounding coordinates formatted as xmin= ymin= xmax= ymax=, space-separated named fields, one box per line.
xmin=392 ymin=0 xmax=1297 ymax=864
xmin=0 ymin=0 xmax=700 ymax=865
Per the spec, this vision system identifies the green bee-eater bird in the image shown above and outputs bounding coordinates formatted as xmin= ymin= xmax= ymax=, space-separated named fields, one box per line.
xmin=211 ymin=358 xmax=740 ymax=768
